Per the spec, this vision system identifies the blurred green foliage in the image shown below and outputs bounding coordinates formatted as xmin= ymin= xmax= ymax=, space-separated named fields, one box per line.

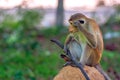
xmin=0 ymin=49 xmax=62 ymax=80
xmin=101 ymin=51 xmax=120 ymax=80
xmin=0 ymin=9 xmax=65 ymax=80
xmin=101 ymin=5 xmax=120 ymax=53
xmin=102 ymin=7 xmax=120 ymax=32
xmin=100 ymin=6 xmax=120 ymax=79
xmin=40 ymin=27 xmax=62 ymax=38
xmin=101 ymin=51 xmax=120 ymax=72
xmin=0 ymin=9 xmax=42 ymax=53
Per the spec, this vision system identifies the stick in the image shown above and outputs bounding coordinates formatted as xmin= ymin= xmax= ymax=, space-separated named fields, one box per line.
xmin=50 ymin=39 xmax=64 ymax=49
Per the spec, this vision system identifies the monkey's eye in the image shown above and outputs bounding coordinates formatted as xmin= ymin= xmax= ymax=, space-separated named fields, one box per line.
xmin=79 ymin=20 xmax=84 ymax=24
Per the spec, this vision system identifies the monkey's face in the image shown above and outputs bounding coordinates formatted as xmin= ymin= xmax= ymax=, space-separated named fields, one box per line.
xmin=68 ymin=13 xmax=88 ymax=33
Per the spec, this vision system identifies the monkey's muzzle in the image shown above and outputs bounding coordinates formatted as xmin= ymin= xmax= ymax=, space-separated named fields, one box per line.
xmin=73 ymin=21 xmax=80 ymax=28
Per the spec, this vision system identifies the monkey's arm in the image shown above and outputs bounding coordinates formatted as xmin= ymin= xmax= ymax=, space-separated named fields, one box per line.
xmin=74 ymin=21 xmax=97 ymax=48
xmin=65 ymin=34 xmax=73 ymax=45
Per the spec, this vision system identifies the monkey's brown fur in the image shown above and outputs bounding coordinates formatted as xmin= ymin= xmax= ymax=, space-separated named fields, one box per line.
xmin=64 ymin=13 xmax=104 ymax=66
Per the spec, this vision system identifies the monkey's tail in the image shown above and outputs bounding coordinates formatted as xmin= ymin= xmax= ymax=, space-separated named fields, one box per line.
xmin=95 ymin=64 xmax=111 ymax=80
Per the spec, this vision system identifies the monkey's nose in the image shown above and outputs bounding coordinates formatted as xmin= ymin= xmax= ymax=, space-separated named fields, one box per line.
xmin=74 ymin=21 xmax=77 ymax=25
xmin=73 ymin=21 xmax=78 ymax=27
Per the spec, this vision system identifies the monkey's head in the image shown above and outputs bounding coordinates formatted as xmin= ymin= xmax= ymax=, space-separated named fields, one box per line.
xmin=68 ymin=13 xmax=88 ymax=33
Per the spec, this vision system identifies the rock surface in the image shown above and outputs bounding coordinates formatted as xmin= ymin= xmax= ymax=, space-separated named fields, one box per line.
xmin=54 ymin=65 xmax=105 ymax=80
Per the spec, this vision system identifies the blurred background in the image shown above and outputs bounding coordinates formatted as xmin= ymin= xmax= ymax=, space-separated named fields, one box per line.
xmin=0 ymin=0 xmax=120 ymax=80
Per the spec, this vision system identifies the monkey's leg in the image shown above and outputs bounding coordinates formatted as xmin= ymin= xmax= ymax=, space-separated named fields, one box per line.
xmin=95 ymin=64 xmax=111 ymax=80
xmin=61 ymin=52 xmax=80 ymax=67
xmin=60 ymin=54 xmax=73 ymax=67
xmin=80 ymin=46 xmax=91 ymax=66
xmin=60 ymin=54 xmax=71 ymax=62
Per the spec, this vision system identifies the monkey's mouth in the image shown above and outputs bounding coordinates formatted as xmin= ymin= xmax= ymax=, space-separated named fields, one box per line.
xmin=69 ymin=25 xmax=78 ymax=33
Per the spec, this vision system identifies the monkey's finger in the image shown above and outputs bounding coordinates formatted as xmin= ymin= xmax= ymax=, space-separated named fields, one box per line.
xmin=60 ymin=54 xmax=71 ymax=61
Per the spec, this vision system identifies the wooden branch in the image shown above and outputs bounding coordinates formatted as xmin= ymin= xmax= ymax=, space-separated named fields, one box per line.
xmin=50 ymin=39 xmax=64 ymax=49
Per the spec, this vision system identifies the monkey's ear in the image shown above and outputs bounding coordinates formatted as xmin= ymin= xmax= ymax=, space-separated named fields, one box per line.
xmin=79 ymin=20 xmax=84 ymax=24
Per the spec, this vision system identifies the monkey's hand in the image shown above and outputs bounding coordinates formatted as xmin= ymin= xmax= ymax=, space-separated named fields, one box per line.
xmin=61 ymin=54 xmax=71 ymax=62
xmin=73 ymin=20 xmax=97 ymax=48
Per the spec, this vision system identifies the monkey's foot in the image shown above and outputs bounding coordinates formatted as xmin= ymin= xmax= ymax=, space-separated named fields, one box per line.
xmin=60 ymin=54 xmax=71 ymax=62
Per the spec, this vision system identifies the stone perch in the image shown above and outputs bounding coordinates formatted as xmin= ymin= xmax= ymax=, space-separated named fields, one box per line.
xmin=54 ymin=65 xmax=105 ymax=80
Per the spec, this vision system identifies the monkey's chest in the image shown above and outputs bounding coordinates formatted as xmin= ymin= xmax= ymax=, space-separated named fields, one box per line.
xmin=69 ymin=32 xmax=87 ymax=61
xmin=74 ymin=32 xmax=87 ymax=51
xmin=69 ymin=40 xmax=82 ymax=61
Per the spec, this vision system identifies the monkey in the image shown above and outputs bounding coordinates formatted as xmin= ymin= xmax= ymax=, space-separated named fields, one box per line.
xmin=64 ymin=13 xmax=111 ymax=80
